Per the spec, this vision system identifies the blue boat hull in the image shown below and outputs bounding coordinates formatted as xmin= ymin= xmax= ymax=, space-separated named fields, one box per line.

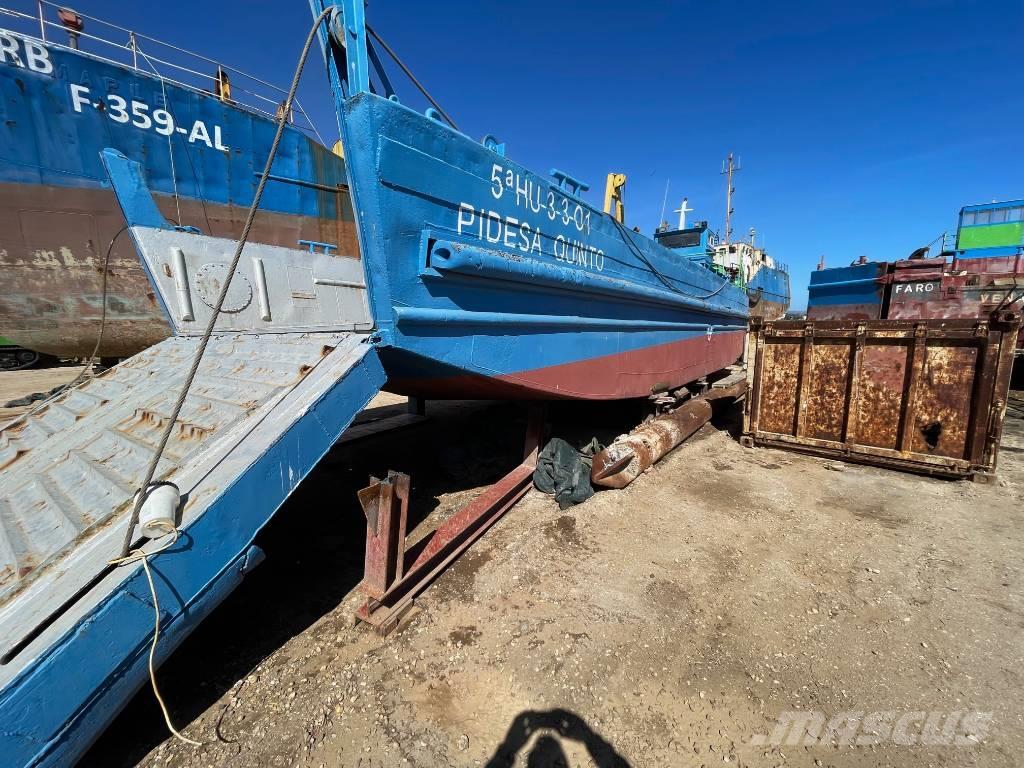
xmin=335 ymin=90 xmax=748 ymax=399
xmin=748 ymin=264 xmax=791 ymax=319
xmin=807 ymin=262 xmax=889 ymax=319
xmin=0 ymin=25 xmax=355 ymax=357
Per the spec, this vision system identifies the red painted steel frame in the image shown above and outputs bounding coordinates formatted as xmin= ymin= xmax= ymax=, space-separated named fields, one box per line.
xmin=357 ymin=471 xmax=410 ymax=600
xmin=356 ymin=408 xmax=545 ymax=634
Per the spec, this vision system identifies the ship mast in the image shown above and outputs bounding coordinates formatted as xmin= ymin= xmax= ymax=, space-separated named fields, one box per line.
xmin=674 ymin=198 xmax=693 ymax=230
xmin=720 ymin=153 xmax=741 ymax=244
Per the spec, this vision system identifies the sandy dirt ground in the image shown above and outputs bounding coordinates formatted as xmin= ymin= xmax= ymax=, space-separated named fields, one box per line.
xmin=0 ymin=364 xmax=85 ymax=425
xmin=67 ymin=390 xmax=1024 ymax=768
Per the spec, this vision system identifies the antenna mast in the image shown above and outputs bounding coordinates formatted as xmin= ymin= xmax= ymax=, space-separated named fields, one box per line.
xmin=658 ymin=179 xmax=670 ymax=229
xmin=720 ymin=153 xmax=741 ymax=244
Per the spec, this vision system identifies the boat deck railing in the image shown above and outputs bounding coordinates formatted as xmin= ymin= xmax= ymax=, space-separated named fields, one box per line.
xmin=750 ymin=258 xmax=788 ymax=275
xmin=0 ymin=0 xmax=328 ymax=144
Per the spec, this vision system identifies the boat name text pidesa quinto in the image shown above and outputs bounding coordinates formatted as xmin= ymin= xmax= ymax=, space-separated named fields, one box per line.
xmin=456 ymin=162 xmax=605 ymax=272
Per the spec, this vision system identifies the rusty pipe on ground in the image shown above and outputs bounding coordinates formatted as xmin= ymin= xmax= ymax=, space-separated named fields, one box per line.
xmin=591 ymin=380 xmax=746 ymax=489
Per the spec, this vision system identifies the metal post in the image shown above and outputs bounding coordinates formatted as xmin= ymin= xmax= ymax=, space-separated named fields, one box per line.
xmin=844 ymin=325 xmax=865 ymax=448
xmin=37 ymin=0 xmax=45 ymax=42
xmin=897 ymin=323 xmax=927 ymax=453
xmin=745 ymin=320 xmax=767 ymax=435
xmin=357 ymin=471 xmax=409 ymax=599
xmin=794 ymin=323 xmax=815 ymax=438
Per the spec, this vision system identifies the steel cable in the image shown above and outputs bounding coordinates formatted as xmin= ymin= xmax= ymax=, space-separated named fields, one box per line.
xmin=137 ymin=46 xmax=214 ymax=236
xmin=365 ymin=24 xmax=458 ymax=130
xmin=610 ymin=216 xmax=732 ymax=301
xmin=116 ymin=7 xmax=334 ymax=557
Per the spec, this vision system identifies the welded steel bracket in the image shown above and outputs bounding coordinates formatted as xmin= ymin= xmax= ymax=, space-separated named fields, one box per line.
xmin=357 ymin=471 xmax=410 ymax=600
xmin=356 ymin=408 xmax=545 ymax=635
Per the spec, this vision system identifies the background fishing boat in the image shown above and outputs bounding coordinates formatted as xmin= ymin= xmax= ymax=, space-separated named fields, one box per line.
xmin=807 ymin=199 xmax=1024 ymax=347
xmin=652 ymin=155 xmax=790 ymax=322
xmin=714 ymin=238 xmax=790 ymax=319
xmin=654 ymin=214 xmax=790 ymax=321
xmin=0 ymin=1 xmax=355 ymax=359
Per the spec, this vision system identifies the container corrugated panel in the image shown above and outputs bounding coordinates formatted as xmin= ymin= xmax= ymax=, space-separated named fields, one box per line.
xmin=742 ymin=315 xmax=1020 ymax=479
xmin=0 ymin=331 xmax=356 ymax=606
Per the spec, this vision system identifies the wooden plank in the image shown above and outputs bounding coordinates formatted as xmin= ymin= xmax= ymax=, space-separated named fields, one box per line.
xmin=337 ymin=413 xmax=428 ymax=445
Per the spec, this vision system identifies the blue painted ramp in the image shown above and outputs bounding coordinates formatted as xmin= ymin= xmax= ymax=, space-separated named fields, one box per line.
xmin=0 ymin=151 xmax=385 ymax=766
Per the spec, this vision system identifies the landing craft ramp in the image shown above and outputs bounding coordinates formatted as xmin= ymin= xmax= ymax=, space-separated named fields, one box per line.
xmin=0 ymin=150 xmax=384 ymax=767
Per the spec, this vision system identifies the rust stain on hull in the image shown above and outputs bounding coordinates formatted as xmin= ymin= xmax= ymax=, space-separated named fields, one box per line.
xmin=748 ymin=298 xmax=790 ymax=321
xmin=0 ymin=182 xmax=358 ymax=358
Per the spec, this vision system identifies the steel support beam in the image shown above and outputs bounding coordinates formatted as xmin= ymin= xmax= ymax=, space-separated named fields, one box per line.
xmin=356 ymin=408 xmax=544 ymax=634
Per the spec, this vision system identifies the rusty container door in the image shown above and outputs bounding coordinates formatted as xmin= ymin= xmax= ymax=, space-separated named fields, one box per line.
xmin=742 ymin=315 xmax=1020 ymax=479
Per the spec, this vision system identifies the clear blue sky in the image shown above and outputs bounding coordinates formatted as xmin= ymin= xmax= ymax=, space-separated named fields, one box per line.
xmin=69 ymin=0 xmax=1023 ymax=308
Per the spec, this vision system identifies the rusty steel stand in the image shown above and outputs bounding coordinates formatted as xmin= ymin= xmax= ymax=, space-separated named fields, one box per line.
xmin=355 ymin=408 xmax=545 ymax=635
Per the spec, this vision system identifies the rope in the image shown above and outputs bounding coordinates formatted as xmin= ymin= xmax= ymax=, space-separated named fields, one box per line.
xmin=82 ymin=225 xmax=129 ymax=372
xmin=365 ymin=24 xmax=458 ymax=130
xmin=694 ymin=277 xmax=731 ymax=301
xmin=116 ymin=5 xmax=334 ymax=556
xmin=108 ymin=522 xmax=202 ymax=747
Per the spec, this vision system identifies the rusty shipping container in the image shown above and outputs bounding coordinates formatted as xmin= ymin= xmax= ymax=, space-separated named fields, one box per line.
xmin=742 ymin=314 xmax=1020 ymax=480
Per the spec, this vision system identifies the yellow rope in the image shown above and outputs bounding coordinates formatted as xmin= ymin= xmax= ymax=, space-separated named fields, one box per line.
xmin=109 ymin=523 xmax=203 ymax=747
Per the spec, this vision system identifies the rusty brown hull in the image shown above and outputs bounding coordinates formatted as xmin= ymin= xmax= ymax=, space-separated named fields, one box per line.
xmin=749 ymin=298 xmax=789 ymax=321
xmin=0 ymin=182 xmax=358 ymax=357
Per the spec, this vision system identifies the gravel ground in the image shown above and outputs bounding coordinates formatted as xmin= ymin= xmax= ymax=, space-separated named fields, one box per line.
xmin=80 ymin=392 xmax=1024 ymax=768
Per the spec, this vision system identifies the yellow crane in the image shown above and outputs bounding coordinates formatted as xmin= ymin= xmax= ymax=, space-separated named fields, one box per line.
xmin=603 ymin=173 xmax=626 ymax=224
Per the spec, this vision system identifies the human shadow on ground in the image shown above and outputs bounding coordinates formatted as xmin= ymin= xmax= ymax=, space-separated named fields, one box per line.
xmin=486 ymin=708 xmax=631 ymax=768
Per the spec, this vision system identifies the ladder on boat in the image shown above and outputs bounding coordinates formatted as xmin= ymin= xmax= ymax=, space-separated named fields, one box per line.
xmin=0 ymin=150 xmax=385 ymax=767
